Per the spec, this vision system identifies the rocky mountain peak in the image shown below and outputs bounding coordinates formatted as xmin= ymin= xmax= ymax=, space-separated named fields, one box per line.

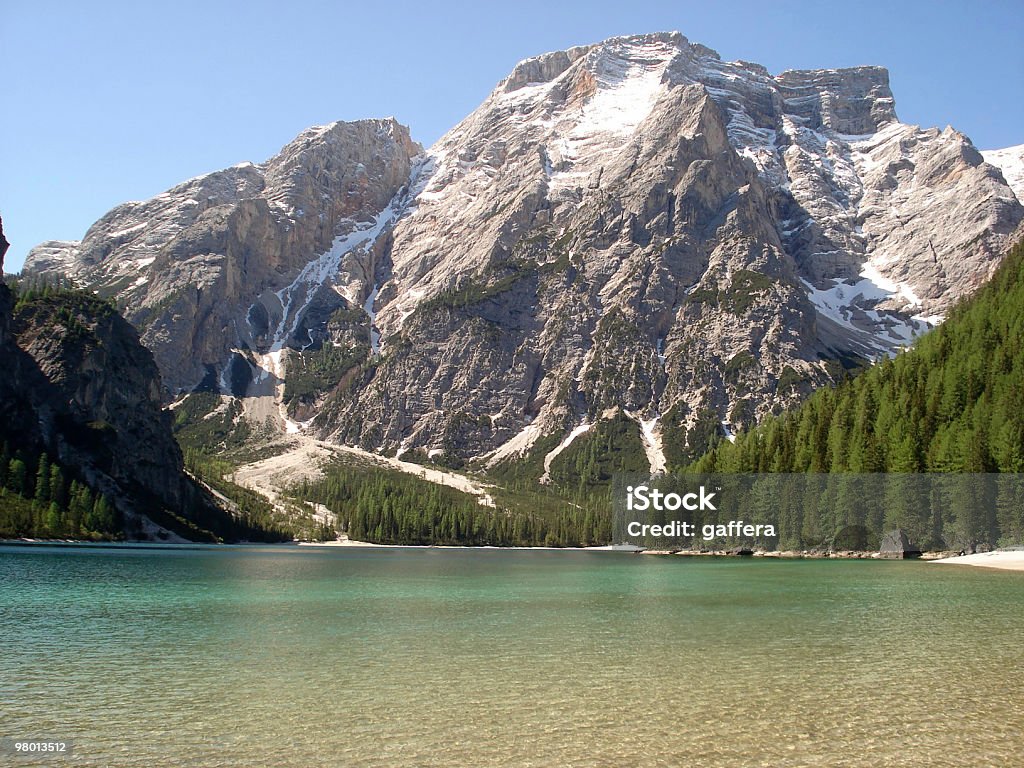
xmin=500 ymin=32 xmax=699 ymax=95
xmin=25 ymin=117 xmax=421 ymax=397
xmin=20 ymin=33 xmax=1024 ymax=472
xmin=774 ymin=65 xmax=896 ymax=135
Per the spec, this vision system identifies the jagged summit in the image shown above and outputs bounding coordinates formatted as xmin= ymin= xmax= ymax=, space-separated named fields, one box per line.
xmin=497 ymin=32 xmax=894 ymax=137
xmin=26 ymin=117 xmax=421 ymax=398
xmin=22 ymin=32 xmax=1024 ymax=470
xmin=500 ymin=32 xmax=697 ymax=93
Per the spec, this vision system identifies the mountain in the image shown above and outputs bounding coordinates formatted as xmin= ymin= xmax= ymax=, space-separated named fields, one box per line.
xmin=0 ymin=217 xmax=278 ymax=541
xmin=25 ymin=120 xmax=420 ymax=402
xmin=23 ymin=32 xmax=1024 ymax=472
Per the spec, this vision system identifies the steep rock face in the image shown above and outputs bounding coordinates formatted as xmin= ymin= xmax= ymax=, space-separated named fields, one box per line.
xmin=23 ymin=33 xmax=1024 ymax=468
xmin=0 ymin=217 xmax=37 ymax=450
xmin=2 ymin=217 xmax=219 ymax=536
xmin=26 ymin=120 xmax=421 ymax=398
xmin=315 ymin=33 xmax=1022 ymax=460
xmin=14 ymin=298 xmax=191 ymax=508
xmin=0 ymin=217 xmax=9 ymax=342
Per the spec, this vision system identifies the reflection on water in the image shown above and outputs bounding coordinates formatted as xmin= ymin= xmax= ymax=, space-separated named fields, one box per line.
xmin=1 ymin=545 xmax=1022 ymax=766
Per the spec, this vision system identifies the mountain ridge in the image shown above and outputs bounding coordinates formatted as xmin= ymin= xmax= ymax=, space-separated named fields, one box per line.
xmin=22 ymin=32 xmax=1024 ymax=471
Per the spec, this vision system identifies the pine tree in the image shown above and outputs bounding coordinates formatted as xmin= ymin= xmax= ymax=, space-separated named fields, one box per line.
xmin=45 ymin=502 xmax=63 ymax=535
xmin=50 ymin=465 xmax=68 ymax=510
xmin=85 ymin=494 xmax=115 ymax=533
xmin=34 ymin=453 xmax=51 ymax=506
xmin=68 ymin=481 xmax=90 ymax=534
xmin=7 ymin=458 xmax=27 ymax=495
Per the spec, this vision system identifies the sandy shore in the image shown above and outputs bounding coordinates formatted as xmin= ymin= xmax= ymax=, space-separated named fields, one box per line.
xmin=296 ymin=537 xmax=386 ymax=548
xmin=294 ymin=537 xmax=628 ymax=551
xmin=286 ymin=541 xmax=1024 ymax=566
xmin=931 ymin=550 xmax=1024 ymax=572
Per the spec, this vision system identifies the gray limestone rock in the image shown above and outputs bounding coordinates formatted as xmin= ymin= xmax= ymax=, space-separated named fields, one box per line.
xmin=22 ymin=33 xmax=1024 ymax=469
xmin=26 ymin=119 xmax=420 ymax=396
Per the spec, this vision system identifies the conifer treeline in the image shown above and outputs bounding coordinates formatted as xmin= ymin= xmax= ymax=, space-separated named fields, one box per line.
xmin=288 ymin=464 xmax=611 ymax=547
xmin=182 ymin=448 xmax=294 ymax=542
xmin=0 ymin=444 xmax=119 ymax=539
xmin=8 ymin=275 xmax=116 ymax=318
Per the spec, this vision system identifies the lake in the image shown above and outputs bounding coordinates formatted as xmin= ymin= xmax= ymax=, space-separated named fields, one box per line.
xmin=1 ymin=544 xmax=1022 ymax=766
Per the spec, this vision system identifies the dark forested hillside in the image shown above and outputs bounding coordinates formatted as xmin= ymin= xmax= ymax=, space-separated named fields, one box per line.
xmin=286 ymin=461 xmax=611 ymax=547
xmin=692 ymin=237 xmax=1024 ymax=475
xmin=0 ymin=257 xmax=287 ymax=542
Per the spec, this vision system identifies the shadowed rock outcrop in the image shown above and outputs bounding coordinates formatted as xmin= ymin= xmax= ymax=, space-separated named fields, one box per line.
xmin=1 ymin=216 xmax=240 ymax=540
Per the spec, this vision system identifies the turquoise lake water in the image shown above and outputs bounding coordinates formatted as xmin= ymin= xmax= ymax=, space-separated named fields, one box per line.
xmin=1 ymin=544 xmax=1022 ymax=766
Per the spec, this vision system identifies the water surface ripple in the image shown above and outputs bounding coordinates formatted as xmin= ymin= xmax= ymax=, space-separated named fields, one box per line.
xmin=1 ymin=545 xmax=1021 ymax=766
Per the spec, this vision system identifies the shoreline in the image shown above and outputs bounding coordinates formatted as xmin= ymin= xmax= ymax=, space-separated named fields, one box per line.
xmin=0 ymin=537 xmax=629 ymax=553
xmin=5 ymin=537 xmax=1023 ymax=570
xmin=930 ymin=550 xmax=1024 ymax=572
xmin=294 ymin=538 xmax=629 ymax=552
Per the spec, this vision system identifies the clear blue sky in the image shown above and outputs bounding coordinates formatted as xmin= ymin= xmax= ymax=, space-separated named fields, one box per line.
xmin=2 ymin=0 xmax=1022 ymax=271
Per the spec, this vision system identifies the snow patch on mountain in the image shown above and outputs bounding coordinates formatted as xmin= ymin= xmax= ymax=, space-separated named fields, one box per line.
xmin=859 ymin=260 xmax=921 ymax=309
xmin=548 ymin=38 xmax=676 ymax=193
xmin=625 ymin=411 xmax=667 ymax=474
xmin=575 ymin=39 xmax=675 ymax=137
xmin=801 ymin=275 xmax=932 ymax=357
xmin=271 ymin=213 xmax=389 ymax=351
xmin=982 ymin=144 xmax=1024 ymax=201
xmin=258 ymin=155 xmax=433 ymax=371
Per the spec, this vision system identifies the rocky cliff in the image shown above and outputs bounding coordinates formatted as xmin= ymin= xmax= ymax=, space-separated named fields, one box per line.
xmin=23 ymin=33 xmax=1024 ymax=472
xmin=0 ymin=218 xmax=10 ymax=341
xmin=26 ymin=119 xmax=420 ymax=399
xmin=1 ymin=217 xmax=242 ymax=540
xmin=0 ymin=218 xmax=40 ymax=461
